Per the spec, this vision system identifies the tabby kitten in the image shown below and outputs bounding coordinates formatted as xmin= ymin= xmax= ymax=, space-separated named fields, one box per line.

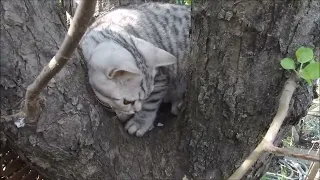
xmin=80 ymin=3 xmax=190 ymax=137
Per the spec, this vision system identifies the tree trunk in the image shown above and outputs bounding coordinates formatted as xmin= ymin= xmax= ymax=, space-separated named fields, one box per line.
xmin=0 ymin=0 xmax=318 ymax=180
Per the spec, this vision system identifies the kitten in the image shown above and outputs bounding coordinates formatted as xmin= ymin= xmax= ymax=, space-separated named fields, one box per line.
xmin=80 ymin=3 xmax=190 ymax=137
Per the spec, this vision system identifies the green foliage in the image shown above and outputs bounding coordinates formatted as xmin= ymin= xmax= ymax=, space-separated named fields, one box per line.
xmin=175 ymin=0 xmax=191 ymax=5
xmin=279 ymin=166 xmax=287 ymax=180
xmin=296 ymin=47 xmax=314 ymax=63
xmin=302 ymin=62 xmax=320 ymax=80
xmin=281 ymin=134 xmax=295 ymax=147
xmin=280 ymin=47 xmax=320 ymax=85
xmin=185 ymin=0 xmax=191 ymax=5
xmin=280 ymin=58 xmax=295 ymax=70
xmin=260 ymin=175 xmax=268 ymax=180
xmin=299 ymin=70 xmax=312 ymax=85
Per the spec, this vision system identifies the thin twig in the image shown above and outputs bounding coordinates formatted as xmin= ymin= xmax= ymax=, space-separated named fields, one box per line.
xmin=24 ymin=0 xmax=97 ymax=123
xmin=228 ymin=75 xmax=297 ymax=180
xmin=306 ymin=149 xmax=320 ymax=180
xmin=266 ymin=145 xmax=320 ymax=162
xmin=0 ymin=112 xmax=26 ymax=123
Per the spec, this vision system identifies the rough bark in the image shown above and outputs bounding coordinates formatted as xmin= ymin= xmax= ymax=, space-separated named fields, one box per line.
xmin=0 ymin=0 xmax=318 ymax=180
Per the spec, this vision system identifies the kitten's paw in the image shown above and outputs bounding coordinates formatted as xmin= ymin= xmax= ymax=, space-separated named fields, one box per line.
xmin=115 ymin=111 xmax=133 ymax=122
xmin=124 ymin=116 xmax=154 ymax=137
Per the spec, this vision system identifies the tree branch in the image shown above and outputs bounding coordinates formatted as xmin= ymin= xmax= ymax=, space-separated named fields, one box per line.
xmin=23 ymin=0 xmax=97 ymax=123
xmin=306 ymin=149 xmax=320 ymax=180
xmin=266 ymin=145 xmax=320 ymax=162
xmin=0 ymin=112 xmax=25 ymax=123
xmin=228 ymin=75 xmax=298 ymax=180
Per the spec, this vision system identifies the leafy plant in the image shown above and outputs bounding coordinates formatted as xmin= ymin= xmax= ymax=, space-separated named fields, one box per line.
xmin=280 ymin=47 xmax=320 ymax=85
xmin=279 ymin=165 xmax=288 ymax=180
xmin=175 ymin=0 xmax=191 ymax=5
xmin=260 ymin=175 xmax=268 ymax=180
xmin=281 ymin=134 xmax=295 ymax=147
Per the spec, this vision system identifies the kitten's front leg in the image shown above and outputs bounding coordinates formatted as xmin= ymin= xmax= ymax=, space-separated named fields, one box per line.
xmin=115 ymin=110 xmax=132 ymax=122
xmin=125 ymin=86 xmax=167 ymax=137
xmin=124 ymin=110 xmax=158 ymax=137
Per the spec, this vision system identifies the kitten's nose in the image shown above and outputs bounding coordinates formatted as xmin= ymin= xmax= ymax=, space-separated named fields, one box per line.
xmin=134 ymin=101 xmax=142 ymax=112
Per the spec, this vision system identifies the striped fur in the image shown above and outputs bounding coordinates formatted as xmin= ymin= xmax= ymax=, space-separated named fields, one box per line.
xmin=80 ymin=3 xmax=190 ymax=137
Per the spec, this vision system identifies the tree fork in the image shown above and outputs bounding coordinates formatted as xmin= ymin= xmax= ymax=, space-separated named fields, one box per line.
xmin=228 ymin=75 xmax=319 ymax=179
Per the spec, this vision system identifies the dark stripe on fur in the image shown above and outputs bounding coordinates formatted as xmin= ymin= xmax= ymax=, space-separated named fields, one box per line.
xmin=145 ymin=98 xmax=161 ymax=104
xmin=142 ymin=106 xmax=158 ymax=112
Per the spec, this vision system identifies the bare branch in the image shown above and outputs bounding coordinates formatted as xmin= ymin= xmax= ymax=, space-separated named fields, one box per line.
xmin=266 ymin=145 xmax=320 ymax=162
xmin=306 ymin=149 xmax=320 ymax=180
xmin=228 ymin=75 xmax=297 ymax=180
xmin=263 ymin=76 xmax=297 ymax=143
xmin=0 ymin=112 xmax=26 ymax=123
xmin=24 ymin=0 xmax=97 ymax=123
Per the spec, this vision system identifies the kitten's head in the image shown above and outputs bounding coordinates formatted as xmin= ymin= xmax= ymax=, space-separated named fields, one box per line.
xmin=87 ymin=36 xmax=176 ymax=115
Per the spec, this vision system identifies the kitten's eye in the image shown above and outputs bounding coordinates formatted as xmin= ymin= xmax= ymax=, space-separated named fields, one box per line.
xmin=123 ymin=99 xmax=135 ymax=105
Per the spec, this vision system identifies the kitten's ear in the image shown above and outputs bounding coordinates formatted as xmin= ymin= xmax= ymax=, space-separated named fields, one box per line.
xmin=106 ymin=66 xmax=140 ymax=79
xmin=131 ymin=36 xmax=177 ymax=67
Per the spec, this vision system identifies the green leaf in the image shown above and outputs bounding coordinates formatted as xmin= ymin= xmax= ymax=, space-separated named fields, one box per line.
xmin=185 ymin=0 xmax=191 ymax=5
xmin=301 ymin=62 xmax=320 ymax=80
xmin=299 ymin=71 xmax=312 ymax=85
xmin=310 ymin=57 xmax=316 ymax=63
xmin=296 ymin=47 xmax=314 ymax=63
xmin=280 ymin=58 xmax=296 ymax=70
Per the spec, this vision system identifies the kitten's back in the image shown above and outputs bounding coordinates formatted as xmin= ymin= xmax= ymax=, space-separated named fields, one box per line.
xmin=87 ymin=3 xmax=191 ymax=61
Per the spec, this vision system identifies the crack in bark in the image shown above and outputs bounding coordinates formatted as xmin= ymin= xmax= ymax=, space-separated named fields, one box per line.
xmin=204 ymin=37 xmax=210 ymax=70
xmin=43 ymin=27 xmax=60 ymax=49
xmin=23 ymin=0 xmax=35 ymax=18
xmin=3 ymin=25 xmax=14 ymax=43
xmin=25 ymin=25 xmax=43 ymax=70
xmin=285 ymin=20 xmax=301 ymax=55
